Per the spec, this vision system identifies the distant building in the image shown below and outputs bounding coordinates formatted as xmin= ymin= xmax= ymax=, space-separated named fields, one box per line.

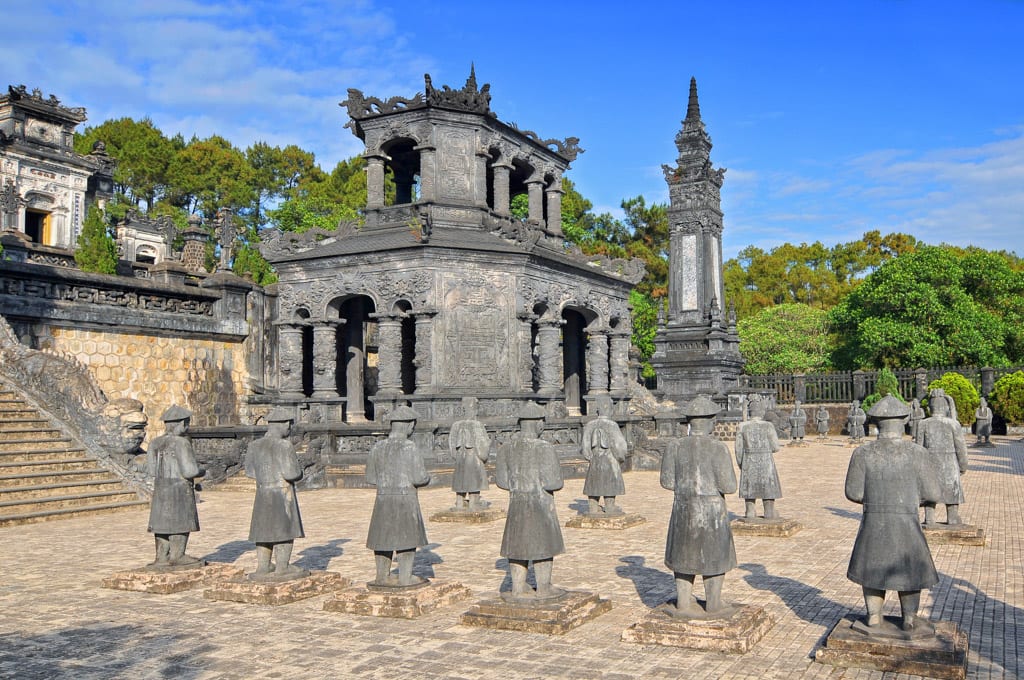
xmin=0 ymin=85 xmax=115 ymax=248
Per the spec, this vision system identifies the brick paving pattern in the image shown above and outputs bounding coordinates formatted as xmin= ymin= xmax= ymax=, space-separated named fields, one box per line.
xmin=1 ymin=436 xmax=1021 ymax=679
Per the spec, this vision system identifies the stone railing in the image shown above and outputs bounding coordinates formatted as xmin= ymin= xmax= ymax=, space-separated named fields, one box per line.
xmin=741 ymin=365 xmax=1022 ymax=404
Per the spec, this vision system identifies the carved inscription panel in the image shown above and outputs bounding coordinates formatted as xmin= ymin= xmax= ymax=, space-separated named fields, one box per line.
xmin=441 ymin=271 xmax=513 ymax=388
xmin=438 ymin=128 xmax=474 ymax=202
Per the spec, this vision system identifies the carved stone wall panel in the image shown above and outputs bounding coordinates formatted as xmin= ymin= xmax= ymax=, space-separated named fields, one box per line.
xmin=437 ymin=128 xmax=474 ymax=202
xmin=440 ymin=270 xmax=513 ymax=388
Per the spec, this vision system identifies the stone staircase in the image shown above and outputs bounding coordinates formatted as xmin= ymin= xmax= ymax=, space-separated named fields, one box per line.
xmin=0 ymin=386 xmax=148 ymax=527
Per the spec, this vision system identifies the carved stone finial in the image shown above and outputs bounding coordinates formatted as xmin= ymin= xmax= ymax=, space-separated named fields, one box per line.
xmin=686 ymin=76 xmax=701 ymax=122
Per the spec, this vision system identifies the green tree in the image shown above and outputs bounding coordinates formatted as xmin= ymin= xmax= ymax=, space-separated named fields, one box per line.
xmin=737 ymin=303 xmax=835 ymax=374
xmin=166 ymin=135 xmax=256 ymax=217
xmin=75 ymin=205 xmax=118 ymax=274
xmin=927 ymin=373 xmax=980 ymax=426
xmin=830 ymin=246 xmax=1024 ymax=369
xmin=629 ymin=289 xmax=658 ymax=377
xmin=989 ymin=371 xmax=1024 ymax=426
xmin=246 ymin=142 xmax=321 ymax=227
xmin=863 ymin=367 xmax=905 ymax=411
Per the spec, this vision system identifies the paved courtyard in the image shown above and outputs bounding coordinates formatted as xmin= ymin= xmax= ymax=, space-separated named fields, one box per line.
xmin=1 ymin=436 xmax=1021 ymax=679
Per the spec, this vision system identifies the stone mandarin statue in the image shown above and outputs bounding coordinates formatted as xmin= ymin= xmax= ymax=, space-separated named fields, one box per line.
xmin=449 ymin=397 xmax=492 ymax=511
xmin=914 ymin=390 xmax=968 ymax=526
xmin=974 ymin=397 xmax=993 ymax=445
xmin=789 ymin=401 xmax=807 ymax=443
xmin=815 ymin=405 xmax=830 ymax=438
xmin=147 ymin=405 xmax=204 ymax=568
xmin=734 ymin=395 xmax=783 ymax=520
xmin=246 ymin=407 xmax=308 ymax=581
xmin=847 ymin=400 xmax=866 ymax=442
xmin=496 ymin=402 xmax=565 ymax=600
xmin=908 ymin=399 xmax=926 ymax=440
xmin=580 ymin=395 xmax=628 ymax=515
xmin=845 ymin=395 xmax=941 ymax=634
xmin=366 ymin=404 xmax=430 ymax=587
xmin=661 ymin=395 xmax=738 ymax=616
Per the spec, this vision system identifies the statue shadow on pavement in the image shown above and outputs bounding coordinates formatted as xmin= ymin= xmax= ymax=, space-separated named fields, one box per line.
xmin=294 ymin=538 xmax=350 ymax=571
xmin=824 ymin=506 xmax=862 ymax=522
xmin=615 ymin=555 xmax=676 ymax=608
xmin=413 ymin=543 xmax=443 ymax=579
xmin=203 ymin=540 xmax=253 ymax=565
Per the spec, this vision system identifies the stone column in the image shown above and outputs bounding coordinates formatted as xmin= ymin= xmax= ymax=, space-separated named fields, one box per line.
xmin=852 ymin=370 xmax=866 ymax=402
xmin=275 ymin=322 xmax=306 ymax=399
xmin=914 ymin=367 xmax=929 ymax=400
xmin=412 ymin=309 xmax=437 ymax=393
xmin=475 ymin=150 xmax=490 ymax=208
xmin=415 ymin=145 xmax=436 ymax=202
xmin=365 ymin=154 xmax=387 ymax=209
xmin=586 ymin=328 xmax=609 ymax=394
xmin=535 ymin=317 xmax=564 ymax=396
xmin=372 ymin=313 xmax=404 ymax=397
xmin=981 ymin=366 xmax=995 ymax=398
xmin=526 ymin=178 xmax=544 ymax=224
xmin=545 ymin=180 xmax=564 ymax=237
xmin=609 ymin=331 xmax=631 ymax=394
xmin=311 ymin=319 xmax=344 ymax=398
xmin=493 ymin=163 xmax=512 ymax=216
xmin=517 ymin=311 xmax=538 ymax=391
xmin=794 ymin=373 xmax=806 ymax=403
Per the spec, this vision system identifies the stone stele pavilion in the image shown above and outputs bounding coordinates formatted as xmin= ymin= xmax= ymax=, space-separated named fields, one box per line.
xmin=259 ymin=69 xmax=645 ymax=425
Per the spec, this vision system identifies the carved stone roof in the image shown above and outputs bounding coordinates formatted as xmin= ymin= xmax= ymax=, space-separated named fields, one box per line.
xmin=1 ymin=85 xmax=87 ymax=124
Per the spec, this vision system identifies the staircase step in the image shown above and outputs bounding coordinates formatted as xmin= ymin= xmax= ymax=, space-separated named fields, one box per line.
xmin=0 ymin=448 xmax=89 ymax=463
xmin=0 ymin=490 xmax=143 ymax=515
xmin=0 ymin=469 xmax=119 ymax=487
xmin=0 ymin=500 xmax=149 ymax=528
xmin=0 ymin=478 xmax=127 ymax=501
xmin=0 ymin=427 xmax=65 ymax=442
xmin=0 ymin=412 xmax=44 ymax=422
xmin=0 ymin=458 xmax=103 ymax=475
xmin=0 ymin=439 xmax=78 ymax=453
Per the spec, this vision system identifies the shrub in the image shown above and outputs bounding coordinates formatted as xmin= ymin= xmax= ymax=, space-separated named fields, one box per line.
xmin=74 ymin=205 xmax=118 ymax=274
xmin=863 ymin=368 xmax=905 ymax=411
xmin=989 ymin=371 xmax=1024 ymax=426
xmin=927 ymin=373 xmax=980 ymax=426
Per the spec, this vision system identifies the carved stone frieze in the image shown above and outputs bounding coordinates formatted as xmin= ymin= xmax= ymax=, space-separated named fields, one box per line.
xmin=377 ymin=270 xmax=432 ymax=308
xmin=0 ymin=274 xmax=214 ymax=316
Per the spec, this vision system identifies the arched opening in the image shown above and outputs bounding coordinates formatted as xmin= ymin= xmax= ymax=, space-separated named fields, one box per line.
xmin=135 ymin=245 xmax=158 ymax=264
xmin=508 ymin=158 xmax=533 ymax=219
xmin=383 ymin=138 xmax=421 ymax=206
xmin=395 ymin=301 xmax=416 ymax=395
xmin=562 ymin=308 xmax=590 ymax=415
xmin=332 ymin=295 xmax=376 ymax=421
xmin=25 ymin=209 xmax=51 ymax=245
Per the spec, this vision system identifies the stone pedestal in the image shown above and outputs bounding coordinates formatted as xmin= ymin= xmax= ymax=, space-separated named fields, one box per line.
xmin=730 ymin=517 xmax=802 ymax=537
xmin=461 ymin=590 xmax=611 ymax=635
xmin=923 ymin=523 xmax=986 ymax=546
xmin=622 ymin=603 xmax=774 ymax=653
xmin=429 ymin=508 xmax=506 ymax=524
xmin=815 ymin=614 xmax=967 ymax=680
xmin=565 ymin=512 xmax=646 ymax=530
xmin=203 ymin=571 xmax=349 ymax=605
xmin=324 ymin=579 xmax=473 ymax=619
xmin=102 ymin=563 xmax=243 ymax=594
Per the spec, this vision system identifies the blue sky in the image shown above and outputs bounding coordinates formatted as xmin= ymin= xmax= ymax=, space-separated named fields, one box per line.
xmin=4 ymin=0 xmax=1022 ymax=258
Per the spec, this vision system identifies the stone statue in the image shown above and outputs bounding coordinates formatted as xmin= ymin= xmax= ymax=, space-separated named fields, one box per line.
xmin=496 ymin=402 xmax=565 ymax=600
xmin=245 ymin=407 xmax=308 ymax=581
xmin=815 ymin=405 xmax=830 ymax=438
xmin=974 ymin=397 xmax=993 ymax=445
xmin=147 ymin=405 xmax=204 ymax=568
xmin=366 ymin=405 xmax=430 ymax=587
xmin=908 ymin=398 xmax=926 ymax=440
xmin=789 ymin=401 xmax=807 ymax=443
xmin=580 ymin=395 xmax=627 ymax=515
xmin=734 ymin=396 xmax=782 ymax=519
xmin=914 ymin=390 xmax=968 ymax=526
xmin=847 ymin=400 xmax=866 ymax=442
xmin=449 ymin=397 xmax=491 ymax=511
xmin=845 ymin=395 xmax=941 ymax=634
xmin=661 ymin=395 xmax=737 ymax=617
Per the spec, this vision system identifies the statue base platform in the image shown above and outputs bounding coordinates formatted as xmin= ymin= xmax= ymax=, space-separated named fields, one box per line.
xmin=621 ymin=603 xmax=774 ymax=653
xmin=786 ymin=439 xmax=808 ymax=447
xmin=203 ymin=570 xmax=349 ymax=605
xmin=923 ymin=523 xmax=986 ymax=546
xmin=429 ymin=508 xmax=506 ymax=524
xmin=102 ymin=562 xmax=242 ymax=594
xmin=565 ymin=512 xmax=646 ymax=530
xmin=461 ymin=590 xmax=611 ymax=635
xmin=730 ymin=517 xmax=802 ymax=537
xmin=815 ymin=614 xmax=967 ymax=680
xmin=324 ymin=578 xmax=472 ymax=618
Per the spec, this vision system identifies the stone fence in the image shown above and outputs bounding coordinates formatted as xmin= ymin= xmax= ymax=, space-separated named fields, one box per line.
xmin=741 ymin=365 xmax=1023 ymax=405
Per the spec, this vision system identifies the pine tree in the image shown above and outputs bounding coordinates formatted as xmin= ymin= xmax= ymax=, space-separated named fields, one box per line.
xmin=75 ymin=205 xmax=119 ymax=274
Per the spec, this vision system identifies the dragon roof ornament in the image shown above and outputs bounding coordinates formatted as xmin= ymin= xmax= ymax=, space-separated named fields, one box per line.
xmin=2 ymin=84 xmax=87 ymax=122
xmin=507 ymin=124 xmax=584 ymax=163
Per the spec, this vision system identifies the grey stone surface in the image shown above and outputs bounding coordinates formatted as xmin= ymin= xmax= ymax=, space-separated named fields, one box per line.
xmin=146 ymin=406 xmax=204 ymax=568
xmin=245 ymin=407 xmax=307 ymax=582
xmin=580 ymin=395 xmax=627 ymax=515
xmin=847 ymin=400 xmax=867 ymax=441
xmin=975 ymin=398 xmax=993 ymax=445
xmin=448 ymin=397 xmax=491 ymax=511
xmin=915 ymin=389 xmax=969 ymax=526
xmin=734 ymin=396 xmax=783 ymax=520
xmin=845 ymin=395 xmax=941 ymax=634
xmin=789 ymin=401 xmax=807 ymax=441
xmin=814 ymin=405 xmax=830 ymax=437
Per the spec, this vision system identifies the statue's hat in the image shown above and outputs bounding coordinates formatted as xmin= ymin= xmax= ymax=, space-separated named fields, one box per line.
xmin=266 ymin=407 xmax=295 ymax=423
xmin=682 ymin=395 xmax=721 ymax=418
xmin=518 ymin=401 xmax=546 ymax=420
xmin=161 ymin=405 xmax=192 ymax=422
xmin=867 ymin=394 xmax=910 ymax=419
xmin=388 ymin=404 xmax=419 ymax=422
